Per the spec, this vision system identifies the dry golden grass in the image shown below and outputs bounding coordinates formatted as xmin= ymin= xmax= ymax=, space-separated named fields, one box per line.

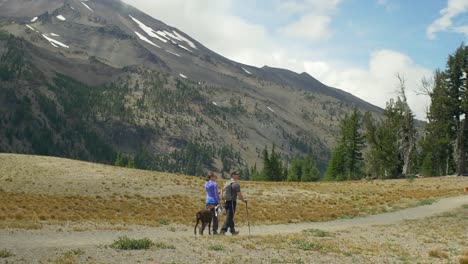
xmin=461 ymin=255 xmax=468 ymax=264
xmin=429 ymin=247 xmax=449 ymax=259
xmin=0 ymin=153 xmax=467 ymax=227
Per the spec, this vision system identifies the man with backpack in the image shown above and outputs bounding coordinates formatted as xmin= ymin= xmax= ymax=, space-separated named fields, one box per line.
xmin=220 ymin=170 xmax=246 ymax=235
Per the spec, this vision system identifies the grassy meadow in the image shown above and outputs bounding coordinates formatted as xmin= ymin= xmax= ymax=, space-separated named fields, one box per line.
xmin=0 ymin=153 xmax=466 ymax=228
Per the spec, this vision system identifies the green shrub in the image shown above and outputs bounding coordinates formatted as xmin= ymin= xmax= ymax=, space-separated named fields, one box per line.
xmin=208 ymin=245 xmax=225 ymax=251
xmin=110 ymin=236 xmax=154 ymax=250
xmin=159 ymin=219 xmax=170 ymax=225
xmin=416 ymin=199 xmax=435 ymax=206
xmin=302 ymin=229 xmax=332 ymax=237
xmin=292 ymin=240 xmax=322 ymax=251
xmin=154 ymin=242 xmax=175 ymax=250
xmin=0 ymin=249 xmax=14 ymax=258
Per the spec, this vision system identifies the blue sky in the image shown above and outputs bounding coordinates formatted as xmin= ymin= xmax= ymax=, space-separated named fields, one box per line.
xmin=124 ymin=0 xmax=468 ymax=119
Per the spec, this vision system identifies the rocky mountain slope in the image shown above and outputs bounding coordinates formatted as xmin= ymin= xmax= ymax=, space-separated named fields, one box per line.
xmin=0 ymin=0 xmax=383 ymax=175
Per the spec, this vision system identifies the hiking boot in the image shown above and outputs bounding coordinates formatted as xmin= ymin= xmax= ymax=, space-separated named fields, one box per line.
xmin=212 ymin=231 xmax=218 ymax=235
xmin=230 ymin=231 xmax=239 ymax=236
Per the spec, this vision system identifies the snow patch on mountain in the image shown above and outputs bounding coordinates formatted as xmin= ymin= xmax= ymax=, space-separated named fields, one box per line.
xmin=129 ymin=15 xmax=167 ymax=43
xmin=179 ymin=74 xmax=187 ymax=79
xmin=212 ymin=102 xmax=218 ymax=106
xmin=134 ymin=31 xmax=160 ymax=48
xmin=178 ymin=44 xmax=192 ymax=53
xmin=31 ymin=17 xmax=38 ymax=23
xmin=163 ymin=31 xmax=181 ymax=41
xmin=166 ymin=50 xmax=180 ymax=57
xmin=173 ymin=31 xmax=197 ymax=49
xmin=81 ymin=2 xmax=94 ymax=12
xmin=42 ymin=34 xmax=69 ymax=48
xmin=56 ymin=15 xmax=66 ymax=21
xmin=242 ymin=67 xmax=252 ymax=75
xmin=50 ymin=33 xmax=60 ymax=37
xmin=156 ymin=31 xmax=170 ymax=40
xmin=267 ymin=107 xmax=275 ymax=113
xmin=26 ymin=25 xmax=37 ymax=32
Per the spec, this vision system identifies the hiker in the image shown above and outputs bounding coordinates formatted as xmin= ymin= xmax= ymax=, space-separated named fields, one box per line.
xmin=205 ymin=172 xmax=219 ymax=235
xmin=220 ymin=170 xmax=246 ymax=235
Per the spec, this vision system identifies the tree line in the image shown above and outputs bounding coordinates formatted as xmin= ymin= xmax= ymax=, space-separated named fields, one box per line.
xmin=250 ymin=44 xmax=468 ymax=181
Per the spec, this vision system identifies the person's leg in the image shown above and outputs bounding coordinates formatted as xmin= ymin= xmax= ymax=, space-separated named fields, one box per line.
xmin=221 ymin=202 xmax=234 ymax=234
xmin=212 ymin=205 xmax=219 ymax=234
xmin=229 ymin=201 xmax=238 ymax=234
xmin=207 ymin=203 xmax=218 ymax=234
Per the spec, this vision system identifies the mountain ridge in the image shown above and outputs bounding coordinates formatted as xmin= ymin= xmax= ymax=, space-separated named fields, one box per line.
xmin=0 ymin=0 xmax=385 ymax=175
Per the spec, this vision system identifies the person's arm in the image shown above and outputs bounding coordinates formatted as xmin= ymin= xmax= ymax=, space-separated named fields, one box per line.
xmin=237 ymin=191 xmax=246 ymax=202
xmin=215 ymin=183 xmax=220 ymax=203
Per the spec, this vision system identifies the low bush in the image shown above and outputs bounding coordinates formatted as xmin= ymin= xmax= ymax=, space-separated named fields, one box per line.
xmin=292 ymin=240 xmax=322 ymax=251
xmin=302 ymin=229 xmax=332 ymax=237
xmin=110 ymin=236 xmax=154 ymax=250
xmin=0 ymin=249 xmax=14 ymax=258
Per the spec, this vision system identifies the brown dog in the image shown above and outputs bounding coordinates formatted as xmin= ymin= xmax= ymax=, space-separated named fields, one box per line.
xmin=194 ymin=206 xmax=215 ymax=235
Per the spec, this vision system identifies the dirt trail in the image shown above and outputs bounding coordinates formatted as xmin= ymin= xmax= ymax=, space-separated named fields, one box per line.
xmin=1 ymin=195 xmax=467 ymax=250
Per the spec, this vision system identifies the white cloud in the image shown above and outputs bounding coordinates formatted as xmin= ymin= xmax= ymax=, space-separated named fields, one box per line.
xmin=277 ymin=0 xmax=340 ymax=42
xmin=122 ymin=1 xmax=431 ymax=119
xmin=303 ymin=50 xmax=432 ymax=120
xmin=376 ymin=0 xmax=399 ymax=12
xmin=123 ymin=0 xmax=277 ymax=66
xmin=278 ymin=0 xmax=341 ymax=15
xmin=454 ymin=25 xmax=468 ymax=35
xmin=279 ymin=15 xmax=332 ymax=41
xmin=427 ymin=0 xmax=468 ymax=39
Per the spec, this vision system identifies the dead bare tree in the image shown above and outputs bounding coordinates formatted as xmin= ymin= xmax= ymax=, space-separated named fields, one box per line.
xmin=396 ymin=73 xmax=417 ymax=177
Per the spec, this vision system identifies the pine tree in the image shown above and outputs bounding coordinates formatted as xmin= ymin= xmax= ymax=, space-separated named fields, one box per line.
xmin=115 ymin=152 xmax=124 ymax=167
xmin=324 ymin=144 xmax=346 ymax=181
xmin=287 ymin=156 xmax=302 ymax=182
xmin=250 ymin=163 xmax=260 ymax=180
xmin=241 ymin=165 xmax=250 ymax=181
xmin=268 ymin=145 xmax=283 ymax=181
xmin=301 ymin=154 xmax=320 ymax=182
xmin=127 ymin=158 xmax=136 ymax=168
xmin=446 ymin=45 xmax=468 ymax=175
xmin=260 ymin=146 xmax=270 ymax=181
xmin=418 ymin=70 xmax=455 ymax=176
xmin=325 ymin=108 xmax=365 ymax=181
xmin=363 ymin=112 xmax=382 ymax=178
xmin=419 ymin=44 xmax=468 ymax=176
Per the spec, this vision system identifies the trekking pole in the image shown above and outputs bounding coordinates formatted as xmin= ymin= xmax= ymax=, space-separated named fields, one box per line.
xmin=245 ymin=200 xmax=251 ymax=236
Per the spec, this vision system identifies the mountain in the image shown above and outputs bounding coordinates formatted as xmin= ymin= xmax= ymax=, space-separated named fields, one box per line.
xmin=0 ymin=0 xmax=384 ymax=176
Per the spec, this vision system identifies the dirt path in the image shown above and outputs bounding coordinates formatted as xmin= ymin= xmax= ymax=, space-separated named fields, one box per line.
xmin=1 ymin=195 xmax=467 ymax=250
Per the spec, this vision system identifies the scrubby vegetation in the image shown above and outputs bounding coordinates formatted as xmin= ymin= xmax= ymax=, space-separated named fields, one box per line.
xmin=110 ymin=236 xmax=154 ymax=250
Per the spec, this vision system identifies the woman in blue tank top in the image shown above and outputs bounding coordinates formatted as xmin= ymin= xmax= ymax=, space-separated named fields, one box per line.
xmin=205 ymin=172 xmax=219 ymax=234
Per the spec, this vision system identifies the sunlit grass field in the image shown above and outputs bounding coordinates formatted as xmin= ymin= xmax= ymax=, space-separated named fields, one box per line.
xmin=0 ymin=153 xmax=466 ymax=227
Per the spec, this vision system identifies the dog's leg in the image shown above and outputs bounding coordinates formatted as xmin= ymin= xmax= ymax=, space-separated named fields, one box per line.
xmin=201 ymin=222 xmax=208 ymax=235
xmin=194 ymin=217 xmax=200 ymax=235
xmin=208 ymin=220 xmax=211 ymax=235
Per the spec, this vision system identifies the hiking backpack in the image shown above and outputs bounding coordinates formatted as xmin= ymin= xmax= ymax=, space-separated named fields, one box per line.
xmin=222 ymin=180 xmax=235 ymax=201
